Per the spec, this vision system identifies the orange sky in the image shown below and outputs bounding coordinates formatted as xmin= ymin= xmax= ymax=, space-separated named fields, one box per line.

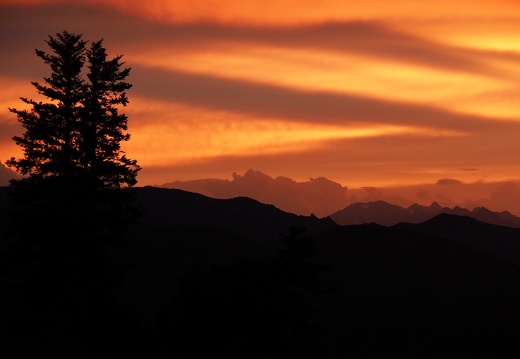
xmin=1 ymin=0 xmax=520 ymax=190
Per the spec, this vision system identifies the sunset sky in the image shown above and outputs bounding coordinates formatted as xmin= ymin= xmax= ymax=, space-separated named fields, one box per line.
xmin=1 ymin=0 xmax=520 ymax=190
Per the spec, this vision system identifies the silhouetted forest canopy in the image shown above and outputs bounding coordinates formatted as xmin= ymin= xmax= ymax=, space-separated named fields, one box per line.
xmin=2 ymin=31 xmax=520 ymax=358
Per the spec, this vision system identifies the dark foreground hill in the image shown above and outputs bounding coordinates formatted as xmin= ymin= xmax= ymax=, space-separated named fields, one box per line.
xmin=394 ymin=213 xmax=520 ymax=265
xmin=132 ymin=186 xmax=338 ymax=247
xmin=3 ymin=186 xmax=520 ymax=357
xmin=116 ymin=210 xmax=520 ymax=357
xmin=309 ymin=223 xmax=520 ymax=358
xmin=118 ymin=193 xmax=520 ymax=358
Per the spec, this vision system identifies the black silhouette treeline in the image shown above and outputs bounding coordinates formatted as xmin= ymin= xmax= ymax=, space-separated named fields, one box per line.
xmin=3 ymin=30 xmax=520 ymax=358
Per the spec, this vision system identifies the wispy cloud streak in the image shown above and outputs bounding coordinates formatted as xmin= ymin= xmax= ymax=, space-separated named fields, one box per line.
xmin=2 ymin=3 xmax=519 ymax=80
xmin=133 ymin=65 xmax=515 ymax=133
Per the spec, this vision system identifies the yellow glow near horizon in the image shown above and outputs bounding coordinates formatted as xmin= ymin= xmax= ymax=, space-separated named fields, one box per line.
xmin=125 ymin=97 xmax=465 ymax=167
xmin=397 ymin=18 xmax=520 ymax=52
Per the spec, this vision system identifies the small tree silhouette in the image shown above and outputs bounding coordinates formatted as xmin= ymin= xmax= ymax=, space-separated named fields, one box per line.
xmin=165 ymin=227 xmax=322 ymax=358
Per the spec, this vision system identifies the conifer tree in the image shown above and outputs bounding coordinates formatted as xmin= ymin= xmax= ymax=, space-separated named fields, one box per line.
xmin=7 ymin=31 xmax=87 ymax=179
xmin=81 ymin=38 xmax=137 ymax=191
xmin=2 ymin=32 xmax=141 ymax=351
xmin=5 ymin=31 xmax=140 ymax=235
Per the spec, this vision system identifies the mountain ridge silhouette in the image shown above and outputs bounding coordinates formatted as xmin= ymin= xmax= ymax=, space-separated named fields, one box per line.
xmin=160 ymin=169 xmax=349 ymax=218
xmin=330 ymin=199 xmax=520 ymax=227
xmin=162 ymin=170 xmax=520 ymax=218
xmin=132 ymin=186 xmax=338 ymax=248
xmin=394 ymin=212 xmax=520 ymax=265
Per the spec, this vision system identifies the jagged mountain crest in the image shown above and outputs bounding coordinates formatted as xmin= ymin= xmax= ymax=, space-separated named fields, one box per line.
xmin=329 ymin=200 xmax=520 ymax=228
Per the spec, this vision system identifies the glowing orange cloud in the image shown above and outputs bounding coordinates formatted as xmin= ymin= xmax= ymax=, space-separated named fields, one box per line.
xmin=2 ymin=0 xmax=520 ymax=191
xmin=80 ymin=0 xmax=520 ymax=26
xmin=128 ymin=42 xmax=520 ymax=120
xmin=5 ymin=0 xmax=519 ymax=26
xmin=125 ymin=96 xmax=465 ymax=168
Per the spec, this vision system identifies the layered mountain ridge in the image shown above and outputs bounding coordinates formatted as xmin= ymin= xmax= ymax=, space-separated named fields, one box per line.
xmin=330 ymin=200 xmax=520 ymax=227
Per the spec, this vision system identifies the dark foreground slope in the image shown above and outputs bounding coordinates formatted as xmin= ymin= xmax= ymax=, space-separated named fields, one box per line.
xmin=310 ymin=223 xmax=520 ymax=358
xmin=394 ymin=213 xmax=520 ymax=265
xmin=133 ymin=186 xmax=338 ymax=247
xmin=3 ymin=187 xmax=520 ymax=357
xmin=114 ymin=213 xmax=520 ymax=358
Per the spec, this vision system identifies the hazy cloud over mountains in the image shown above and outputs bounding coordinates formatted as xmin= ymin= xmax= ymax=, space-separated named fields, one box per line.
xmin=162 ymin=170 xmax=520 ymax=218
xmin=161 ymin=169 xmax=349 ymax=218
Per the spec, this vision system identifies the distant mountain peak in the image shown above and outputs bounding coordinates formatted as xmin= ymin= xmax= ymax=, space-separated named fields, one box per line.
xmin=356 ymin=200 xmax=400 ymax=209
xmin=430 ymin=201 xmax=442 ymax=210
xmin=471 ymin=206 xmax=492 ymax=215
xmin=424 ymin=212 xmax=473 ymax=224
